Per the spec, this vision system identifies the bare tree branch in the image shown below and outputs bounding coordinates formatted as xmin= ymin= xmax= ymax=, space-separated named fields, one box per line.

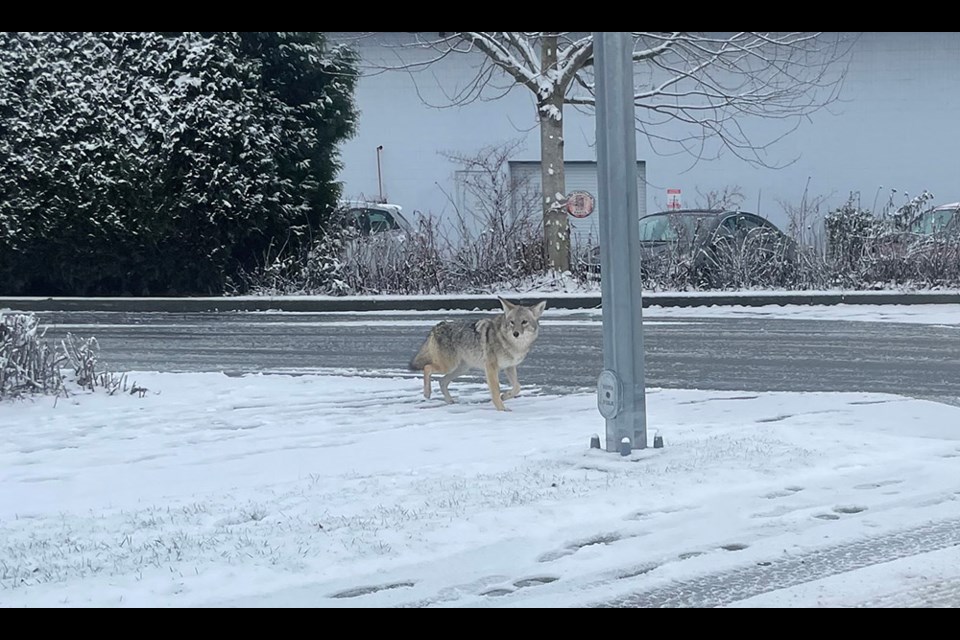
xmin=555 ymin=36 xmax=594 ymax=93
xmin=503 ymin=32 xmax=541 ymax=80
xmin=457 ymin=33 xmax=541 ymax=94
xmin=566 ymin=32 xmax=854 ymax=166
xmin=343 ymin=31 xmax=854 ymax=169
xmin=630 ymin=31 xmax=683 ymax=61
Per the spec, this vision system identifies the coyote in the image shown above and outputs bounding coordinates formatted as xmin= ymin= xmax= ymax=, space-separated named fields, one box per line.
xmin=409 ymin=298 xmax=547 ymax=411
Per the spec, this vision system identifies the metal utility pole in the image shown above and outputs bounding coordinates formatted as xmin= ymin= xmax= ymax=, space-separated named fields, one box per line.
xmin=594 ymin=32 xmax=648 ymax=452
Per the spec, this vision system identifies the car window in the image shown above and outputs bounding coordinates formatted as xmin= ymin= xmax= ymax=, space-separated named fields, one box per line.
xmin=366 ymin=209 xmax=398 ymax=233
xmin=344 ymin=209 xmax=369 ymax=235
xmin=719 ymin=215 xmax=739 ymax=234
xmin=347 ymin=208 xmax=399 ymax=235
xmin=913 ymin=208 xmax=958 ymax=234
xmin=639 ymin=216 xmax=676 ymax=241
xmin=720 ymin=214 xmax=766 ymax=236
xmin=391 ymin=210 xmax=414 ymax=234
xmin=639 ymin=214 xmax=710 ymax=242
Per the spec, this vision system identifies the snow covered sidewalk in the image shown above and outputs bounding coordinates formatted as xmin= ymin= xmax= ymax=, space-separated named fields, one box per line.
xmin=2 ymin=372 xmax=960 ymax=607
xmin=642 ymin=303 xmax=960 ymax=326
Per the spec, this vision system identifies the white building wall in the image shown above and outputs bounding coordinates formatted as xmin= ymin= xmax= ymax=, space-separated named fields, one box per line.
xmin=335 ymin=33 xmax=960 ymax=228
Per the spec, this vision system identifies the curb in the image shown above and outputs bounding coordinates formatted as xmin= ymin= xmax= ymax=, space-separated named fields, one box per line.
xmin=2 ymin=292 xmax=959 ymax=313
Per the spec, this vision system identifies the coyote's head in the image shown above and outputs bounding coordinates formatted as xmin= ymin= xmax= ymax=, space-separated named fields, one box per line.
xmin=497 ymin=297 xmax=547 ymax=344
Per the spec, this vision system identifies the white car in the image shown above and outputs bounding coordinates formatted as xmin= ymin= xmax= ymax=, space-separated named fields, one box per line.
xmin=334 ymin=200 xmax=415 ymax=239
xmin=912 ymin=202 xmax=960 ymax=236
xmin=333 ymin=201 xmax=417 ymax=268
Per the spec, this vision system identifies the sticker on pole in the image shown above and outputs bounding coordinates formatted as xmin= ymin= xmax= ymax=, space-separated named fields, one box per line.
xmin=566 ymin=191 xmax=595 ymax=218
xmin=597 ymin=369 xmax=622 ymax=419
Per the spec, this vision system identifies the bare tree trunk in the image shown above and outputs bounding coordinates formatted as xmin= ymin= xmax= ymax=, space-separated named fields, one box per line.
xmin=540 ymin=34 xmax=569 ymax=272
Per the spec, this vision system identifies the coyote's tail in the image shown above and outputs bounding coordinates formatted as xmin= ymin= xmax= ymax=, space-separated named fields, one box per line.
xmin=409 ymin=336 xmax=432 ymax=371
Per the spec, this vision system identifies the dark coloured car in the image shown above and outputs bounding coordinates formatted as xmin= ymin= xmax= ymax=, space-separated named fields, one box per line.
xmin=587 ymin=209 xmax=798 ymax=287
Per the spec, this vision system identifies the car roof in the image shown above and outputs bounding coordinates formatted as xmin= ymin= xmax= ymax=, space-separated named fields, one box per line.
xmin=933 ymin=202 xmax=960 ymax=211
xmin=643 ymin=209 xmax=755 ymax=218
xmin=338 ymin=200 xmax=404 ymax=214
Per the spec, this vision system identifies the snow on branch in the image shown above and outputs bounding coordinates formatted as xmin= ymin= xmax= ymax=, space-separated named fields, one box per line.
xmin=568 ymin=32 xmax=853 ymax=165
xmin=346 ymin=31 xmax=853 ymax=165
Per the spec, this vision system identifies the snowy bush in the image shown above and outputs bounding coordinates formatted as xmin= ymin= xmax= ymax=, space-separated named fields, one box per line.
xmin=0 ymin=313 xmax=65 ymax=399
xmin=824 ymin=199 xmax=882 ymax=282
xmin=242 ymin=141 xmax=547 ymax=296
xmin=243 ymin=205 xmax=540 ymax=296
xmin=817 ymin=191 xmax=960 ymax=289
xmin=625 ymin=189 xmax=959 ymax=292
xmin=0 ymin=32 xmax=358 ymax=296
xmin=439 ymin=141 xmax=546 ymax=292
xmin=0 ymin=313 xmax=136 ymax=400
xmin=244 ymin=171 xmax=960 ymax=295
xmin=232 ymin=228 xmax=353 ymax=297
xmin=698 ymin=226 xmax=799 ymax=289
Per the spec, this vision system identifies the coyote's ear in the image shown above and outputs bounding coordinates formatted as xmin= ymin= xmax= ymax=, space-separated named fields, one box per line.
xmin=498 ymin=297 xmax=516 ymax=312
xmin=531 ymin=300 xmax=547 ymax=318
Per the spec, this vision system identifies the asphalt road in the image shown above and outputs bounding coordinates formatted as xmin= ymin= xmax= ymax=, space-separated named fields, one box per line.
xmin=26 ymin=310 xmax=960 ymax=403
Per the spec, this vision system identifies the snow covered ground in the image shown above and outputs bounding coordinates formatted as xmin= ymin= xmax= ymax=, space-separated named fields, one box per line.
xmin=645 ymin=303 xmax=960 ymax=326
xmin=3 ymin=372 xmax=960 ymax=607
xmin=243 ymin=303 xmax=959 ymax=327
xmin=730 ymin=546 xmax=960 ymax=608
xmin=6 ymin=288 xmax=960 ymax=304
xmin=444 ymin=302 xmax=956 ymax=327
xmin=533 ymin=302 xmax=958 ymax=327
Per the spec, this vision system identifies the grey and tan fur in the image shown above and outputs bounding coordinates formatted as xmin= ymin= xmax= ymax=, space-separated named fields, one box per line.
xmin=409 ymin=297 xmax=547 ymax=411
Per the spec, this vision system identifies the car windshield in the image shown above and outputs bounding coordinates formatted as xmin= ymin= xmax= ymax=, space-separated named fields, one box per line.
xmin=912 ymin=207 xmax=958 ymax=234
xmin=639 ymin=213 xmax=713 ymax=242
xmin=391 ymin=209 xmax=414 ymax=234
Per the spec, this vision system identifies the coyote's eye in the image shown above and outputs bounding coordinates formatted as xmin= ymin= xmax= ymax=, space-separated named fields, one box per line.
xmin=521 ymin=320 xmax=528 ymax=325
xmin=510 ymin=320 xmax=515 ymax=326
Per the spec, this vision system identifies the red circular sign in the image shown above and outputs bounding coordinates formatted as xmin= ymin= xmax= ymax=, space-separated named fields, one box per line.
xmin=566 ymin=191 xmax=595 ymax=218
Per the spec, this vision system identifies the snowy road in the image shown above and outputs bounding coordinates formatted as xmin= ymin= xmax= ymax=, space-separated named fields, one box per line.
xmin=27 ymin=309 xmax=960 ymax=402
